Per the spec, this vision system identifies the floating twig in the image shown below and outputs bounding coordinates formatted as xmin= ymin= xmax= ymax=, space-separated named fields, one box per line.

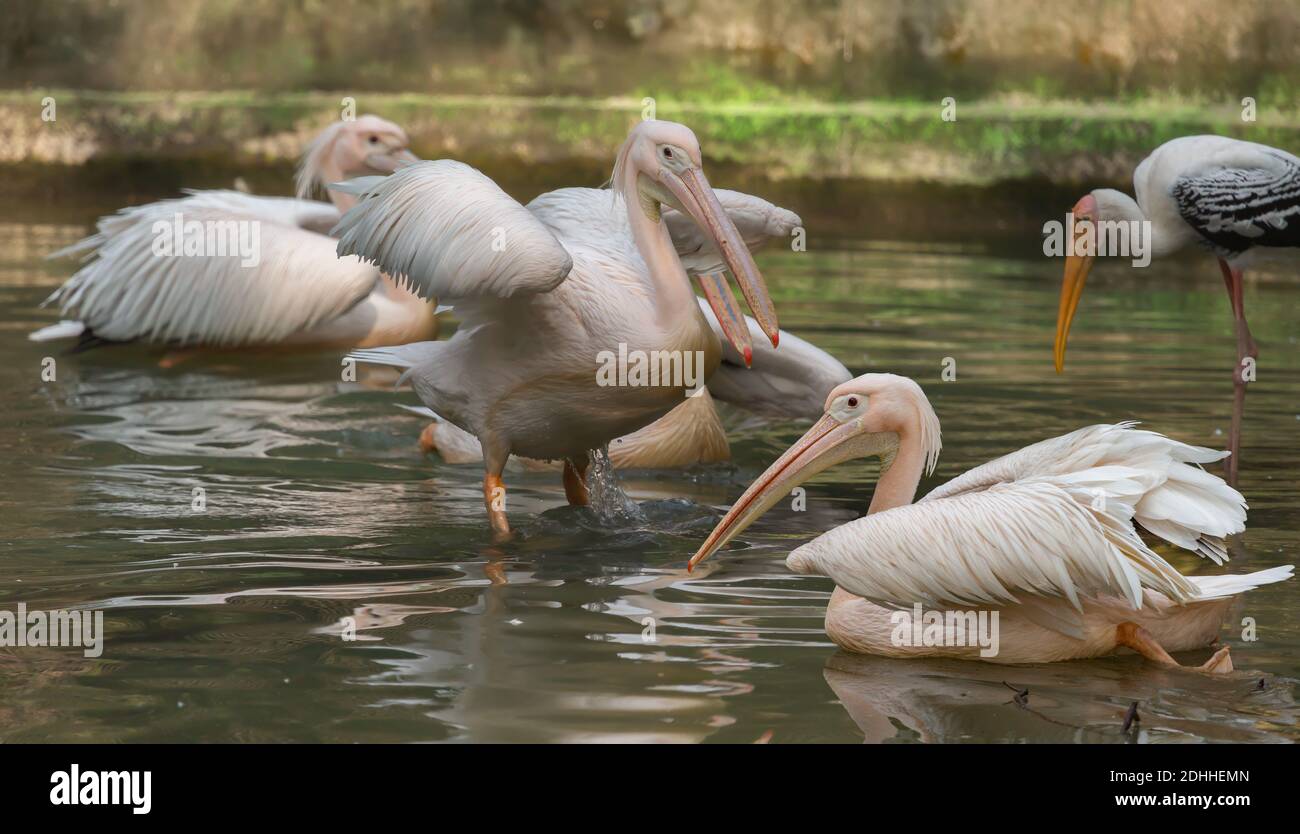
xmin=1122 ymin=701 xmax=1140 ymax=734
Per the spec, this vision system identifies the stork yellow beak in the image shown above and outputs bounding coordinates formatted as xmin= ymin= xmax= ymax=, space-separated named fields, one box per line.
xmin=1054 ymin=251 xmax=1095 ymax=373
xmin=1054 ymin=194 xmax=1100 ymax=374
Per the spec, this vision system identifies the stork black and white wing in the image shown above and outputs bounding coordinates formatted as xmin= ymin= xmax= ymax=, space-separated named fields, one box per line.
xmin=1170 ymin=142 xmax=1300 ymax=254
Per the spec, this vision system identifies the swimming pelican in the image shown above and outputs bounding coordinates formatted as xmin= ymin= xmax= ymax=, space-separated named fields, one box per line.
xmin=1055 ymin=135 xmax=1300 ymax=483
xmin=689 ymin=373 xmax=1293 ymax=671
xmin=30 ymin=115 xmax=436 ymax=353
xmin=346 ymin=120 xmax=780 ymax=535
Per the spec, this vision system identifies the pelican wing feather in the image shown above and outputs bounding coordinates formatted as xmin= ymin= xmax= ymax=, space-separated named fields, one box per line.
xmin=789 ymin=473 xmax=1200 ymax=620
xmin=525 ymin=186 xmax=800 ymax=276
xmin=332 ymin=161 xmax=573 ymax=301
xmin=663 ymin=188 xmax=802 ymax=275
xmin=42 ymin=191 xmax=378 ymax=346
xmin=921 ymin=423 xmax=1245 ymax=563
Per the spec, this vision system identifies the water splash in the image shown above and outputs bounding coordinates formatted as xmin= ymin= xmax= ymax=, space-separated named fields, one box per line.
xmin=586 ymin=446 xmax=646 ymax=525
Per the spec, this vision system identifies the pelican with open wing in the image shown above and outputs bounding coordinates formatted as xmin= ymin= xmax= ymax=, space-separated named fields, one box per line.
xmin=412 ymin=188 xmax=849 ymax=470
xmin=346 ymin=119 xmax=781 ymax=534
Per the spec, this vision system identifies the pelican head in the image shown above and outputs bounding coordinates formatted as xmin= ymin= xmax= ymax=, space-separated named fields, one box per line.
xmin=688 ymin=373 xmax=940 ymax=571
xmin=296 ymin=115 xmax=418 ymax=202
xmin=613 ymin=120 xmax=779 ymax=350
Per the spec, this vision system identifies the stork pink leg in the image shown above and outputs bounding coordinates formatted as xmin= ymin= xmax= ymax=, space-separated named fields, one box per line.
xmin=1218 ymin=259 xmax=1254 ymax=486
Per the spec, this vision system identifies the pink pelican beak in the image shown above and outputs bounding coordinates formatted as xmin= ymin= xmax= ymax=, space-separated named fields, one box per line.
xmin=661 ymin=166 xmax=779 ymax=353
xmin=1055 ymin=194 xmax=1097 ymax=373
xmin=366 ymin=147 xmax=420 ymax=174
xmin=688 ymin=411 xmax=866 ymax=571
xmin=695 ymin=271 xmax=753 ymax=366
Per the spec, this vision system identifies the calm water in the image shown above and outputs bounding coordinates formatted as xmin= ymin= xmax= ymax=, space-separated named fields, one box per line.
xmin=1 ymin=213 xmax=1298 ymax=743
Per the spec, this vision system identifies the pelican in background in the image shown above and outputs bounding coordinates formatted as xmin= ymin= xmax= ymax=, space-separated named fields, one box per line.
xmin=346 ymin=120 xmax=780 ymax=535
xmin=689 ymin=373 xmax=1292 ymax=672
xmin=30 ymin=115 xmax=437 ymax=354
xmin=1054 ymin=135 xmax=1300 ymax=483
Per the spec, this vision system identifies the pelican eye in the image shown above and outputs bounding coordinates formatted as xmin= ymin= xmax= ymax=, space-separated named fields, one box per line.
xmin=368 ymin=135 xmax=380 ymax=144
xmin=829 ymin=394 xmax=867 ymax=422
xmin=662 ymin=147 xmax=673 ymax=159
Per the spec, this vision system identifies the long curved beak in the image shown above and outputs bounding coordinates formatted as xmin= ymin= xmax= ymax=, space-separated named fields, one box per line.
xmin=695 ymin=271 xmax=753 ymax=366
xmin=366 ymin=148 xmax=420 ymax=173
xmin=1054 ymin=251 xmax=1095 ymax=373
xmin=665 ymin=167 xmax=779 ymax=349
xmin=688 ymin=413 xmax=857 ymax=571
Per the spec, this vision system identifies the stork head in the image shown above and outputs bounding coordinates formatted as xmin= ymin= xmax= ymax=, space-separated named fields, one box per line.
xmin=1054 ymin=188 xmax=1146 ymax=373
xmin=612 ymin=119 xmax=779 ymax=353
xmin=296 ymin=115 xmax=418 ymax=204
xmin=687 ymin=374 xmax=941 ymax=571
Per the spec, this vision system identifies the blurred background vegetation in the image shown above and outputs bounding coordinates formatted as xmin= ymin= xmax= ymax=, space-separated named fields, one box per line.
xmin=6 ymin=0 xmax=1299 ymax=100
xmin=1 ymin=0 xmax=1297 ymax=225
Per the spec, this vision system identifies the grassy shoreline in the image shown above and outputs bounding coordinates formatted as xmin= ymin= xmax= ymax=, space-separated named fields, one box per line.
xmin=3 ymin=90 xmax=1299 ymax=189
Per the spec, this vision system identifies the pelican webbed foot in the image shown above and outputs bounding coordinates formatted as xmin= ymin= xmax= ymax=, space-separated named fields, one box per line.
xmin=1115 ymin=622 xmax=1234 ymax=675
xmin=1199 ymin=645 xmax=1234 ymax=674
xmin=418 ymin=422 xmax=439 ymax=455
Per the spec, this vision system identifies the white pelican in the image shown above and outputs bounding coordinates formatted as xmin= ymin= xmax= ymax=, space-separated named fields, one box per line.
xmin=689 ymin=373 xmax=1293 ymax=672
xmin=1055 ymin=135 xmax=1300 ymax=483
xmin=30 ymin=115 xmax=436 ymax=353
xmin=345 ymin=120 xmax=780 ymax=535
xmin=407 ymin=187 xmax=849 ymax=471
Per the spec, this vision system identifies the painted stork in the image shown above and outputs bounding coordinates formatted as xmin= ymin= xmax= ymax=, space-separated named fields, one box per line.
xmin=1055 ymin=135 xmax=1300 ymax=483
xmin=689 ymin=373 xmax=1292 ymax=671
